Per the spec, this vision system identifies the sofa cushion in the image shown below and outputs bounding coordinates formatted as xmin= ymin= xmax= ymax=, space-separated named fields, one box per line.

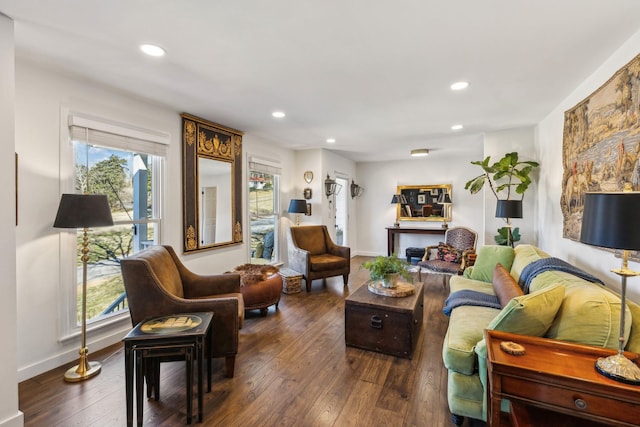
xmin=437 ymin=242 xmax=462 ymax=263
xmin=469 ymin=246 xmax=515 ymax=283
xmin=510 ymin=244 xmax=549 ymax=283
xmin=492 ymin=263 xmax=524 ymax=307
xmin=443 ymin=305 xmax=500 ymax=375
xmin=487 ymin=284 xmax=565 ymax=336
xmin=545 ymin=284 xmax=632 ymax=349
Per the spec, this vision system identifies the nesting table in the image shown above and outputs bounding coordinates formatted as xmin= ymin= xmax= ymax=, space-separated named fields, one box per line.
xmin=123 ymin=312 xmax=213 ymax=426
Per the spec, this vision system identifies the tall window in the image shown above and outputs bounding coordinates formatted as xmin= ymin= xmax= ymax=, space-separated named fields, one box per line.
xmin=248 ymin=157 xmax=281 ymax=264
xmin=68 ymin=117 xmax=166 ymax=325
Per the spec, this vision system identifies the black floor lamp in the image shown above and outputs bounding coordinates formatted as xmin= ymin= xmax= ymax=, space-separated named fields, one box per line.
xmin=54 ymin=194 xmax=114 ymax=382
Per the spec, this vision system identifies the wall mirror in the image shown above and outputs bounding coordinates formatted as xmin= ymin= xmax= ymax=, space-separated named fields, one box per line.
xmin=396 ymin=184 xmax=452 ymax=223
xmin=182 ymin=113 xmax=243 ymax=253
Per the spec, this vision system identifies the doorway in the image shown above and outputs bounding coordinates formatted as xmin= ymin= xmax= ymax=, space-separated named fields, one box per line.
xmin=335 ymin=175 xmax=348 ymax=245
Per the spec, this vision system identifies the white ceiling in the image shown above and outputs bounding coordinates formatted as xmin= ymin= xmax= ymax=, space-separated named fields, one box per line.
xmin=2 ymin=1 xmax=640 ymax=162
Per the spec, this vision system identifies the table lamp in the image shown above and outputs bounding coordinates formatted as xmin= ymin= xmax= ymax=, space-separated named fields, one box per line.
xmin=54 ymin=193 xmax=114 ymax=382
xmin=437 ymin=192 xmax=453 ymax=229
xmin=288 ymin=199 xmax=307 ymax=226
xmin=391 ymin=194 xmax=407 ymax=227
xmin=580 ymin=190 xmax=640 ymax=385
xmin=495 ymin=199 xmax=523 ymax=247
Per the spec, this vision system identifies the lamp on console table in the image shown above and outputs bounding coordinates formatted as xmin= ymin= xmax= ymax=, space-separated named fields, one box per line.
xmin=390 ymin=194 xmax=408 ymax=228
xmin=437 ymin=192 xmax=452 ymax=229
xmin=580 ymin=188 xmax=640 ymax=385
xmin=53 ymin=193 xmax=114 ymax=382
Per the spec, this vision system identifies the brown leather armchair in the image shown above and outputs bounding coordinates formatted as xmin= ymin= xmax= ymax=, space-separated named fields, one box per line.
xmin=287 ymin=225 xmax=350 ymax=292
xmin=120 ymin=245 xmax=244 ymax=377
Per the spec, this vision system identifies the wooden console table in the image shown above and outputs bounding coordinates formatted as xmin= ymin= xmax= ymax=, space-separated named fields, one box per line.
xmin=485 ymin=329 xmax=640 ymax=427
xmin=386 ymin=226 xmax=445 ymax=256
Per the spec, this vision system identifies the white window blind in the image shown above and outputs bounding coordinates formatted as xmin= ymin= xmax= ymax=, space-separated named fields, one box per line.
xmin=69 ymin=114 xmax=169 ymax=156
xmin=249 ymin=156 xmax=282 ymax=175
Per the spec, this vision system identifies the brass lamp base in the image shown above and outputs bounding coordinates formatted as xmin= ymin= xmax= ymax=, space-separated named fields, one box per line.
xmin=595 ymin=353 xmax=640 ymax=385
xmin=64 ymin=348 xmax=101 ymax=382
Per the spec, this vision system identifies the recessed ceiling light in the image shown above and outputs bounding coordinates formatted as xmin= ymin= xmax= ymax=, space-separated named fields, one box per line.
xmin=411 ymin=149 xmax=429 ymax=157
xmin=140 ymin=44 xmax=166 ymax=57
xmin=451 ymin=124 xmax=464 ymax=131
xmin=326 ymin=138 xmax=336 ymax=144
xmin=450 ymin=81 xmax=469 ymax=91
xmin=272 ymin=111 xmax=286 ymax=118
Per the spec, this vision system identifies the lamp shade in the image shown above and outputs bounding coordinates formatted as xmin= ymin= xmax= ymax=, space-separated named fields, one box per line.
xmin=438 ymin=193 xmax=452 ymax=204
xmin=580 ymin=192 xmax=640 ymax=251
xmin=288 ymin=199 xmax=308 ymax=214
xmin=495 ymin=199 xmax=522 ymax=219
xmin=53 ymin=194 xmax=114 ymax=229
xmin=391 ymin=194 xmax=408 ymax=204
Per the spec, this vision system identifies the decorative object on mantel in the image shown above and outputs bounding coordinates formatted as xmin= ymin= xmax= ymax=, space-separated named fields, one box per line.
xmin=324 ymin=174 xmax=342 ymax=198
xmin=288 ymin=199 xmax=307 ymax=225
xmin=465 ymin=152 xmax=539 ymax=245
xmin=580 ymin=189 xmax=640 ymax=385
xmin=303 ymin=171 xmax=313 ymax=183
xmin=53 ymin=193 xmax=114 ymax=382
xmin=350 ymin=180 xmax=364 ymax=198
xmin=361 ymin=254 xmax=413 ymax=289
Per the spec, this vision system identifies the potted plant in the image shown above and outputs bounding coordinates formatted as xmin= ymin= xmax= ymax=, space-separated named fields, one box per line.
xmin=465 ymin=152 xmax=539 ymax=246
xmin=362 ymin=254 xmax=413 ymax=288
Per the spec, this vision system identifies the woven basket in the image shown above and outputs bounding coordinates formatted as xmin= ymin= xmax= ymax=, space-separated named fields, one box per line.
xmin=279 ymin=268 xmax=302 ymax=294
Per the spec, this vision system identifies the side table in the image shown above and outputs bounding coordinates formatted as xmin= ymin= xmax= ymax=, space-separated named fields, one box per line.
xmin=123 ymin=312 xmax=213 ymax=427
xmin=485 ymin=329 xmax=640 ymax=427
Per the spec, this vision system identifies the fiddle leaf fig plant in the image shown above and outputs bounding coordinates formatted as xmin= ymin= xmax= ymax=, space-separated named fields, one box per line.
xmin=465 ymin=152 xmax=539 ymax=201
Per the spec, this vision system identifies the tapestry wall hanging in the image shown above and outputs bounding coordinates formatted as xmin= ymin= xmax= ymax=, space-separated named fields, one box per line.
xmin=562 ymin=53 xmax=640 ymax=242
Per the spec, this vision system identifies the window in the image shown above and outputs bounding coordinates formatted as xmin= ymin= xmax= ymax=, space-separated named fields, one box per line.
xmin=248 ymin=157 xmax=281 ymax=264
xmin=66 ymin=115 xmax=167 ymax=327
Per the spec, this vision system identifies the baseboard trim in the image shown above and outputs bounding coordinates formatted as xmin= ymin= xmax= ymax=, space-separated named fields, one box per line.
xmin=0 ymin=411 xmax=24 ymax=427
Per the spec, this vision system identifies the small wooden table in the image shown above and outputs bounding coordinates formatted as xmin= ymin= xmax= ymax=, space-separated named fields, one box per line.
xmin=123 ymin=312 xmax=213 ymax=427
xmin=345 ymin=281 xmax=423 ymax=359
xmin=485 ymin=329 xmax=640 ymax=427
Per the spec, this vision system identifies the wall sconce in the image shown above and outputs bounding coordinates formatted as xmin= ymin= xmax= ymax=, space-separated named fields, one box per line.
xmin=324 ymin=174 xmax=342 ymax=198
xmin=350 ymin=180 xmax=364 ymax=198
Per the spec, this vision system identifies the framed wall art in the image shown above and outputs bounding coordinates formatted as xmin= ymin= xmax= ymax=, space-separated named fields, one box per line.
xmin=561 ymin=53 xmax=640 ymax=246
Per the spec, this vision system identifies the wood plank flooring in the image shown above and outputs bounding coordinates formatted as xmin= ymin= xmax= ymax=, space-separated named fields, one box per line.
xmin=19 ymin=257 xmax=480 ymax=427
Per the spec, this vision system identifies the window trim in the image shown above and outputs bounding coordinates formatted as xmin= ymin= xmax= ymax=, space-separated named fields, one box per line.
xmin=247 ymin=154 xmax=281 ymax=263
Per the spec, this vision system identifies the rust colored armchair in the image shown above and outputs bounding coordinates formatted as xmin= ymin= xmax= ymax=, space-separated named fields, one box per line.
xmin=120 ymin=245 xmax=244 ymax=377
xmin=287 ymin=225 xmax=350 ymax=292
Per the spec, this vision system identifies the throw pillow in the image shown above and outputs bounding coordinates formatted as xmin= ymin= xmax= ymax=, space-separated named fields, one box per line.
xmin=469 ymin=245 xmax=516 ymax=283
xmin=487 ymin=284 xmax=565 ymax=336
xmin=492 ymin=263 xmax=524 ymax=307
xmin=437 ymin=242 xmax=462 ymax=263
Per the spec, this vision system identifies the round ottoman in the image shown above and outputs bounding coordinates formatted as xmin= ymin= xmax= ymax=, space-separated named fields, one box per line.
xmin=233 ymin=265 xmax=283 ymax=316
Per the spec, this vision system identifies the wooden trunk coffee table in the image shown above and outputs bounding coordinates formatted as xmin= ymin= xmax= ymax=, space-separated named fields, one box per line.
xmin=345 ymin=281 xmax=423 ymax=359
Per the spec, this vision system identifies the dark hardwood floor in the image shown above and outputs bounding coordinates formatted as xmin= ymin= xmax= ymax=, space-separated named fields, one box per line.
xmin=19 ymin=257 xmax=478 ymax=427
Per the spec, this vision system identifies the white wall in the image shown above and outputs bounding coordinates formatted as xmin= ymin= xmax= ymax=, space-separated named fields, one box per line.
xmin=535 ymin=29 xmax=640 ymax=303
xmin=355 ymin=138 xmax=485 ymax=257
xmin=0 ymin=13 xmax=23 ymax=427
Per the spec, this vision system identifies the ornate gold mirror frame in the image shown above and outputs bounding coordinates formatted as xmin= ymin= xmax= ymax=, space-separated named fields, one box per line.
xmin=396 ymin=184 xmax=452 ymax=223
xmin=182 ymin=113 xmax=243 ymax=253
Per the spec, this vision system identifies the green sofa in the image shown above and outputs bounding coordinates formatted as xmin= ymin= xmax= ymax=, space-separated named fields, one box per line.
xmin=442 ymin=244 xmax=640 ymax=425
